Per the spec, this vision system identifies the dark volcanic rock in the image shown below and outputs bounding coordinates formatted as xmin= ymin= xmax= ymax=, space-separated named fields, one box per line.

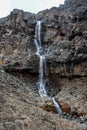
xmin=0 ymin=1 xmax=87 ymax=129
xmin=60 ymin=0 xmax=87 ymax=13
xmin=0 ymin=4 xmax=87 ymax=77
xmin=0 ymin=9 xmax=39 ymax=72
xmin=2 ymin=53 xmax=39 ymax=73
xmin=36 ymin=0 xmax=87 ymax=77
xmin=0 ymin=9 xmax=36 ymax=57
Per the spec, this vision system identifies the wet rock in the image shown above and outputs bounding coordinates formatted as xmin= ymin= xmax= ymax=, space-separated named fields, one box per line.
xmin=60 ymin=102 xmax=71 ymax=114
xmin=43 ymin=104 xmax=56 ymax=113
xmin=37 ymin=97 xmax=71 ymax=114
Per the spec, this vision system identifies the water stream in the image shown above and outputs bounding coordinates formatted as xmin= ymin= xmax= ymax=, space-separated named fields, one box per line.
xmin=52 ymin=97 xmax=62 ymax=115
xmin=34 ymin=20 xmax=62 ymax=115
xmin=34 ymin=21 xmax=47 ymax=97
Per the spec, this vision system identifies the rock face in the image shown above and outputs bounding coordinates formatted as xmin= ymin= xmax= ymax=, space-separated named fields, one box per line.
xmin=0 ymin=9 xmax=38 ymax=72
xmin=0 ymin=4 xmax=87 ymax=77
xmin=60 ymin=0 xmax=87 ymax=13
xmin=0 ymin=0 xmax=87 ymax=130
xmin=37 ymin=0 xmax=87 ymax=77
xmin=0 ymin=70 xmax=87 ymax=130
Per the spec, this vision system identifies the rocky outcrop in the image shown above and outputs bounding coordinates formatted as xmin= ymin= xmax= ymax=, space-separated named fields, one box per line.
xmin=0 ymin=70 xmax=87 ymax=130
xmin=2 ymin=54 xmax=39 ymax=73
xmin=60 ymin=0 xmax=87 ymax=13
xmin=0 ymin=9 xmax=42 ymax=73
xmin=37 ymin=0 xmax=87 ymax=77
xmin=0 ymin=0 xmax=87 ymax=130
xmin=0 ymin=2 xmax=87 ymax=77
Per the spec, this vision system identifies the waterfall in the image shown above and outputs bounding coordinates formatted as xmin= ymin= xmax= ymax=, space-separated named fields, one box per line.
xmin=52 ymin=97 xmax=62 ymax=115
xmin=35 ymin=21 xmax=41 ymax=48
xmin=34 ymin=21 xmax=47 ymax=97
xmin=39 ymin=55 xmax=47 ymax=97
xmin=34 ymin=20 xmax=62 ymax=115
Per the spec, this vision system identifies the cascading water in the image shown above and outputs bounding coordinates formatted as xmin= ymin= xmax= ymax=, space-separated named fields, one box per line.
xmin=34 ymin=21 xmax=47 ymax=97
xmin=34 ymin=20 xmax=62 ymax=115
xmin=52 ymin=97 xmax=62 ymax=115
xmin=35 ymin=21 xmax=41 ymax=47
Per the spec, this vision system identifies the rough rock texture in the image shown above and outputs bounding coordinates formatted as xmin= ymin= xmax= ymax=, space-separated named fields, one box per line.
xmin=60 ymin=0 xmax=87 ymax=13
xmin=0 ymin=9 xmax=37 ymax=72
xmin=0 ymin=4 xmax=87 ymax=77
xmin=0 ymin=0 xmax=87 ymax=129
xmin=0 ymin=70 xmax=87 ymax=130
xmin=37 ymin=2 xmax=87 ymax=77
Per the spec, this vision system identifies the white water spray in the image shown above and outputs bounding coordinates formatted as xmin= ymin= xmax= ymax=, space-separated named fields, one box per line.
xmin=34 ymin=20 xmax=62 ymax=115
xmin=52 ymin=97 xmax=62 ymax=115
xmin=34 ymin=21 xmax=47 ymax=97
xmin=35 ymin=21 xmax=41 ymax=47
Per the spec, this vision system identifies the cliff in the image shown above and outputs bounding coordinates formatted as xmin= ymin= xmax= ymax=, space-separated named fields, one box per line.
xmin=0 ymin=2 xmax=87 ymax=77
xmin=0 ymin=0 xmax=87 ymax=130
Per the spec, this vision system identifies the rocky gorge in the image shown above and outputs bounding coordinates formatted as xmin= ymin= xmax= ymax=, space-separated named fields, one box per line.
xmin=0 ymin=0 xmax=87 ymax=129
